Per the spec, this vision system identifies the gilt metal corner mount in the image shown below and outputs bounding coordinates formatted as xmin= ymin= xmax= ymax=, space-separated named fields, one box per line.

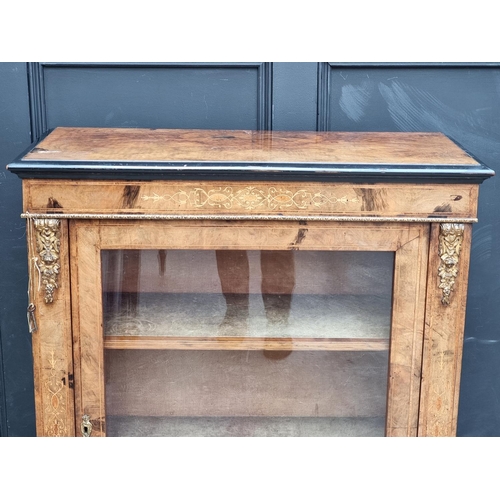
xmin=33 ymin=218 xmax=61 ymax=304
xmin=438 ymin=223 xmax=464 ymax=306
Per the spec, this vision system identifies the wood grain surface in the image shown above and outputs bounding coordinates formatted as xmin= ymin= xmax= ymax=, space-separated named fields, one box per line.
xmin=419 ymin=223 xmax=472 ymax=436
xmin=24 ymin=127 xmax=479 ymax=165
xmin=103 ymin=336 xmax=390 ymax=351
xmin=23 ymin=179 xmax=479 ymax=219
xmin=28 ymin=219 xmax=75 ymax=437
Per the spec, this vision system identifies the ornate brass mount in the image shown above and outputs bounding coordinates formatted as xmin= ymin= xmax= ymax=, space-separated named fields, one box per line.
xmin=33 ymin=219 xmax=61 ymax=303
xmin=81 ymin=415 xmax=93 ymax=437
xmin=438 ymin=223 xmax=464 ymax=306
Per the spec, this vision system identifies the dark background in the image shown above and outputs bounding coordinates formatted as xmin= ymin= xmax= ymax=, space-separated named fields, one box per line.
xmin=1 ymin=62 xmax=499 ymax=436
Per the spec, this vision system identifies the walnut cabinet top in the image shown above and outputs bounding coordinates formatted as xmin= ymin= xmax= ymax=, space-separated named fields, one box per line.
xmin=7 ymin=127 xmax=494 ymax=183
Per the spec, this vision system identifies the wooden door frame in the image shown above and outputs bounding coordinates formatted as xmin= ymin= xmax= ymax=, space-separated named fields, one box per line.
xmin=69 ymin=219 xmax=429 ymax=437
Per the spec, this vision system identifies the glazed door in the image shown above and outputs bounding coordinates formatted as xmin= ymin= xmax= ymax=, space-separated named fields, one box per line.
xmin=70 ymin=219 xmax=429 ymax=437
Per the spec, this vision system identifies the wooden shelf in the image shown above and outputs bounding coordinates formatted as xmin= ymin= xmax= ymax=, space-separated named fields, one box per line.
xmin=103 ymin=335 xmax=389 ymax=351
xmin=103 ymin=292 xmax=393 ymax=342
xmin=105 ymin=416 xmax=387 ymax=437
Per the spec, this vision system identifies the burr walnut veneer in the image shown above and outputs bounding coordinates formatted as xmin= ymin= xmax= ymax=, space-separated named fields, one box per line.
xmin=8 ymin=127 xmax=494 ymax=437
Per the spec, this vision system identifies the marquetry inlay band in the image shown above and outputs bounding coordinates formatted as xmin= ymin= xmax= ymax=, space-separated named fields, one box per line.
xmin=44 ymin=351 xmax=67 ymax=437
xmin=140 ymin=186 xmax=361 ymax=211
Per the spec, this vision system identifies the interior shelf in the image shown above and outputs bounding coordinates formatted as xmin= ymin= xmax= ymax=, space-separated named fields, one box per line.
xmin=103 ymin=292 xmax=392 ymax=348
xmin=105 ymin=416 xmax=386 ymax=437
xmin=104 ymin=335 xmax=389 ymax=351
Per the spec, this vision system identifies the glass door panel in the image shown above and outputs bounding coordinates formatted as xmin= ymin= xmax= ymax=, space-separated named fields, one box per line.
xmin=101 ymin=249 xmax=393 ymax=436
xmin=102 ymin=250 xmax=393 ymax=341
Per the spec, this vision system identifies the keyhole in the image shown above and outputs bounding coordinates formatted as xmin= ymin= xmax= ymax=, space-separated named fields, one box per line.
xmin=81 ymin=415 xmax=92 ymax=437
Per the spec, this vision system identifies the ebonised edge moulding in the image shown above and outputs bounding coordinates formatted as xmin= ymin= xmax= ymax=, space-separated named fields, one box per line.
xmin=7 ymin=127 xmax=495 ymax=437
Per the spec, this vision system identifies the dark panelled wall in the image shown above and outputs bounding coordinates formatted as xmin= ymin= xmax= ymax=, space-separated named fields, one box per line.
xmin=0 ymin=62 xmax=498 ymax=436
xmin=0 ymin=63 xmax=33 ymax=436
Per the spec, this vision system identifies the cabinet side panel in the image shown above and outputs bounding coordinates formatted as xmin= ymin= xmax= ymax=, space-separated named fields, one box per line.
xmin=70 ymin=222 xmax=105 ymax=437
xmin=386 ymin=225 xmax=429 ymax=437
xmin=419 ymin=223 xmax=472 ymax=436
xmin=28 ymin=219 xmax=75 ymax=436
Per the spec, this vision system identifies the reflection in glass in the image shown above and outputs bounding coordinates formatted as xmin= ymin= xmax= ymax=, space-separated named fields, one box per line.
xmin=102 ymin=249 xmax=394 ymax=437
xmin=102 ymin=250 xmax=393 ymax=340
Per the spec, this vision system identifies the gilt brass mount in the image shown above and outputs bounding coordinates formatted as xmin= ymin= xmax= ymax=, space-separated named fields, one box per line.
xmin=33 ymin=218 xmax=61 ymax=303
xmin=438 ymin=223 xmax=465 ymax=306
